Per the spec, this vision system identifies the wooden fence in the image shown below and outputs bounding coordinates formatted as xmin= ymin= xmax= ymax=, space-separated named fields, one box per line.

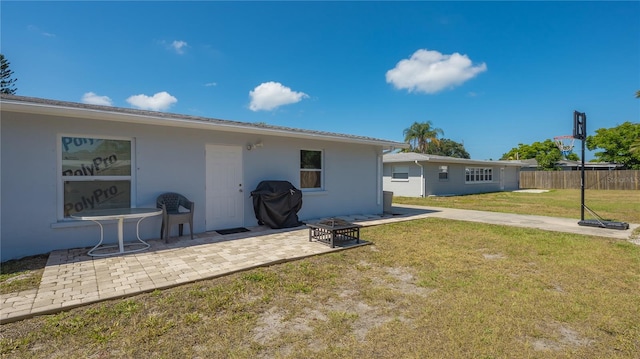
xmin=520 ymin=170 xmax=639 ymax=190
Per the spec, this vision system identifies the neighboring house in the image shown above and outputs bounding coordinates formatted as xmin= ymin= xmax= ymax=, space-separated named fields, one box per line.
xmin=383 ymin=152 xmax=526 ymax=197
xmin=519 ymin=158 xmax=624 ymax=171
xmin=1 ymin=95 xmax=406 ymax=261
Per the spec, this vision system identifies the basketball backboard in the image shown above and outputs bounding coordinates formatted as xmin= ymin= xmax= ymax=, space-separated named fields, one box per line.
xmin=573 ymin=111 xmax=586 ymax=140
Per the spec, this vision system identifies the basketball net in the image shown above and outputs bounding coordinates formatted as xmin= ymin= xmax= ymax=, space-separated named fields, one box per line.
xmin=553 ymin=135 xmax=575 ymax=158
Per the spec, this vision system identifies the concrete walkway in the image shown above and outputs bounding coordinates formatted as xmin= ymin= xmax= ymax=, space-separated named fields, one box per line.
xmin=2 ymin=205 xmax=637 ymax=324
xmin=396 ymin=204 xmax=638 ymax=240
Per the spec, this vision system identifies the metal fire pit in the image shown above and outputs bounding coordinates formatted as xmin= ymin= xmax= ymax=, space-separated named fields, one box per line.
xmin=307 ymin=218 xmax=361 ymax=248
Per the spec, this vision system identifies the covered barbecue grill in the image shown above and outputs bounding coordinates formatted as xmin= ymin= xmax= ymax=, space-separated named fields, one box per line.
xmin=250 ymin=180 xmax=303 ymax=229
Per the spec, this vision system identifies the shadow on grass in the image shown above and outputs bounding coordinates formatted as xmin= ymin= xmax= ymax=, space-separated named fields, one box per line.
xmin=1 ymin=254 xmax=49 ymax=275
xmin=0 ymin=254 xmax=49 ymax=294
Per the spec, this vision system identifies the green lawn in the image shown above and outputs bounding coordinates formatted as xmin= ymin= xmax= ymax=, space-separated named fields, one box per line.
xmin=393 ymin=189 xmax=640 ymax=224
xmin=1 ymin=190 xmax=639 ymax=358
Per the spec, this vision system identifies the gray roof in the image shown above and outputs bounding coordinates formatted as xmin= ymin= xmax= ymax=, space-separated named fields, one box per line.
xmin=1 ymin=94 xmax=408 ymax=149
xmin=521 ymin=158 xmax=623 ymax=169
xmin=383 ymin=152 xmax=527 ymax=167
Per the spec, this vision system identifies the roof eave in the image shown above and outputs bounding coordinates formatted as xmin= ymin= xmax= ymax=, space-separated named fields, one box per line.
xmin=1 ymin=98 xmax=406 ymax=149
xmin=383 ymin=154 xmax=527 ymax=167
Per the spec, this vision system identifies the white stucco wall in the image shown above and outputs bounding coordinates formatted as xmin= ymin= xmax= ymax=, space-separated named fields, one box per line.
xmin=383 ymin=161 xmax=521 ymax=197
xmin=382 ymin=162 xmax=423 ymax=197
xmin=1 ymin=111 xmax=383 ymax=261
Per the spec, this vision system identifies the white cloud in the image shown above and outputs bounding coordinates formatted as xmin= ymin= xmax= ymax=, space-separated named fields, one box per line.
xmin=171 ymin=40 xmax=188 ymax=54
xmin=81 ymin=92 xmax=113 ymax=106
xmin=386 ymin=49 xmax=487 ymax=94
xmin=126 ymin=91 xmax=178 ymax=111
xmin=204 ymin=82 xmax=217 ymax=87
xmin=28 ymin=25 xmax=55 ymax=37
xmin=249 ymin=82 xmax=309 ymax=111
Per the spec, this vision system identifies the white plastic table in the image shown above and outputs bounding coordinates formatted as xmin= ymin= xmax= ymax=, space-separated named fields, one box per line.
xmin=71 ymin=208 xmax=162 ymax=256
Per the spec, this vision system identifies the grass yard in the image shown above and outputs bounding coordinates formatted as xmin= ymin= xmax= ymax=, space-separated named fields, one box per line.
xmin=0 ymin=254 xmax=48 ymax=295
xmin=1 ymin=190 xmax=639 ymax=358
xmin=393 ymin=189 xmax=640 ymax=225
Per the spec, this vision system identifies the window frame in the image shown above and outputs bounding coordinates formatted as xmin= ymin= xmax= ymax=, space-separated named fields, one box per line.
xmin=438 ymin=165 xmax=449 ymax=181
xmin=465 ymin=167 xmax=493 ymax=184
xmin=299 ymin=148 xmax=324 ymax=191
xmin=391 ymin=165 xmax=410 ymax=181
xmin=58 ymin=134 xmax=136 ymax=220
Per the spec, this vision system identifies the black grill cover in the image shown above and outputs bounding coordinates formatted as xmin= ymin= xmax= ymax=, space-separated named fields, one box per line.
xmin=251 ymin=181 xmax=303 ymax=229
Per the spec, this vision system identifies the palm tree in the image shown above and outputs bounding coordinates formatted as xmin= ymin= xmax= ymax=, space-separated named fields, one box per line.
xmin=403 ymin=121 xmax=444 ymax=153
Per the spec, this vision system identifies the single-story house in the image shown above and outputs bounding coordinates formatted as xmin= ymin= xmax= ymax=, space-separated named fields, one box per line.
xmin=383 ymin=152 xmax=526 ymax=197
xmin=1 ymin=95 xmax=407 ymax=261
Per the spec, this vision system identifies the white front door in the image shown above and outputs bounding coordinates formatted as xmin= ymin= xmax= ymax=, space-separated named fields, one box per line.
xmin=205 ymin=144 xmax=244 ymax=230
xmin=500 ymin=168 xmax=505 ymax=190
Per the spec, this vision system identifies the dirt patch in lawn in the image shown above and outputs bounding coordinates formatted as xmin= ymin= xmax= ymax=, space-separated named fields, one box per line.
xmin=250 ymin=263 xmax=430 ymax=355
xmin=529 ymin=321 xmax=594 ymax=351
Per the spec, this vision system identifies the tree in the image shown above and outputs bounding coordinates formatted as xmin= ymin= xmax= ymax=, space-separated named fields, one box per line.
xmin=566 ymin=152 xmax=580 ymax=161
xmin=425 ymin=138 xmax=470 ymax=158
xmin=535 ymin=149 xmax=563 ymax=171
xmin=631 ymin=91 xmax=640 ymax=154
xmin=631 ymin=140 xmax=640 ymax=155
xmin=402 ymin=121 xmax=444 ymax=153
xmin=0 ymin=54 xmax=18 ymax=95
xmin=586 ymin=121 xmax=640 ymax=169
xmin=500 ymin=139 xmax=577 ymax=170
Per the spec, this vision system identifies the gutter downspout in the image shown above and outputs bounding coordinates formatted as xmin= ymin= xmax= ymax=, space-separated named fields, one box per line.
xmin=415 ymin=160 xmax=424 ymax=197
xmin=377 ymin=153 xmax=383 ymax=205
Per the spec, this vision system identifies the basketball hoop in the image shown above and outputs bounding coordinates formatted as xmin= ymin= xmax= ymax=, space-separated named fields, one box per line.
xmin=554 ymin=135 xmax=575 ymax=158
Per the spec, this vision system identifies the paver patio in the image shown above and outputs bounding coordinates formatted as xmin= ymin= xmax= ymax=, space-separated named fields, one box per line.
xmin=2 ymin=206 xmax=637 ymax=324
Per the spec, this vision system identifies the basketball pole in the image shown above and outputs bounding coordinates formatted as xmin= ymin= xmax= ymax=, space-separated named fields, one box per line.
xmin=573 ymin=110 xmax=628 ymax=230
xmin=580 ymin=114 xmax=585 ymax=222
xmin=573 ymin=110 xmax=587 ymax=221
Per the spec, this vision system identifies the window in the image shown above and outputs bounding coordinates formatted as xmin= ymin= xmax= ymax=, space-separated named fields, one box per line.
xmin=300 ymin=149 xmax=323 ymax=189
xmin=391 ymin=166 xmax=409 ymax=180
xmin=61 ymin=136 xmax=133 ymax=218
xmin=439 ymin=165 xmax=449 ymax=180
xmin=465 ymin=167 xmax=493 ymax=183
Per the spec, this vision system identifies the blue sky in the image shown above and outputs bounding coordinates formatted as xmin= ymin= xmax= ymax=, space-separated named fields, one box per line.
xmin=2 ymin=1 xmax=639 ymax=160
